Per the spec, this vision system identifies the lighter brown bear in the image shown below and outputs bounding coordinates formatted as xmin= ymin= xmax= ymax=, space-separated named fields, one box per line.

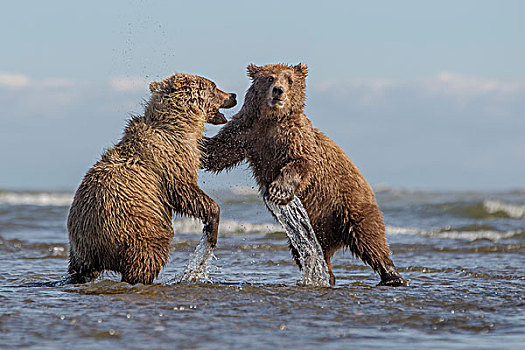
xmin=203 ymin=63 xmax=407 ymax=286
xmin=67 ymin=73 xmax=236 ymax=284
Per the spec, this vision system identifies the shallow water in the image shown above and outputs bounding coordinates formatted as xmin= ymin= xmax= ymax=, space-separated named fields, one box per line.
xmin=0 ymin=188 xmax=523 ymax=349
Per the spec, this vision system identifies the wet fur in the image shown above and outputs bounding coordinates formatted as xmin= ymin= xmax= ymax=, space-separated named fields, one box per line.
xmin=67 ymin=73 xmax=236 ymax=285
xmin=203 ymin=63 xmax=406 ymax=286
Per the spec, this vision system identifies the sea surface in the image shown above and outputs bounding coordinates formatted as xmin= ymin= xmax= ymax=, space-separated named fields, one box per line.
xmin=0 ymin=187 xmax=523 ymax=349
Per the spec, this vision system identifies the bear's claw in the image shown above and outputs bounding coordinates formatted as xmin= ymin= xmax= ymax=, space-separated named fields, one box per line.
xmin=377 ymin=276 xmax=408 ymax=287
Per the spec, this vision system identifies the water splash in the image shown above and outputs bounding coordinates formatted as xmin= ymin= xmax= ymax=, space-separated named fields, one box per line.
xmin=178 ymin=234 xmax=214 ymax=283
xmin=265 ymin=196 xmax=330 ymax=287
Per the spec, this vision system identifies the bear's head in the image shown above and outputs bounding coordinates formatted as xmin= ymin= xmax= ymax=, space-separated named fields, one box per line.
xmin=149 ymin=73 xmax=236 ymax=125
xmin=246 ymin=63 xmax=307 ymax=118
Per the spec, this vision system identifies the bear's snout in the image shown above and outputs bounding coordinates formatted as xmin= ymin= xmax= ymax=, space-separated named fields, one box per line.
xmin=221 ymin=93 xmax=237 ymax=109
xmin=272 ymin=86 xmax=284 ymax=97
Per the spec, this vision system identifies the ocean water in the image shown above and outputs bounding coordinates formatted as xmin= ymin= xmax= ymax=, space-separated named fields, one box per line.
xmin=0 ymin=187 xmax=523 ymax=349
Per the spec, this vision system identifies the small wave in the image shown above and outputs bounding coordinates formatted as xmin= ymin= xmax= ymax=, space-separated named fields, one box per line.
xmin=386 ymin=225 xmax=522 ymax=242
xmin=373 ymin=186 xmax=416 ymax=195
xmin=483 ymin=200 xmax=525 ymax=219
xmin=173 ymin=218 xmax=282 ymax=235
xmin=431 ymin=200 xmax=525 ymax=220
xmin=433 ymin=230 xmax=521 ymax=241
xmin=230 ymin=186 xmax=260 ymax=196
xmin=0 ymin=191 xmax=73 ymax=207
xmin=385 ymin=226 xmax=421 ymax=235
xmin=0 ymin=236 xmax=68 ymax=257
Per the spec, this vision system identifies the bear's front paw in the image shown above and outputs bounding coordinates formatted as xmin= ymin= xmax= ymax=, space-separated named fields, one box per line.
xmin=267 ymin=180 xmax=294 ymax=205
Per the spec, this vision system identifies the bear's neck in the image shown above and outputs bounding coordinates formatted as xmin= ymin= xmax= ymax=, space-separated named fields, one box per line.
xmin=120 ymin=113 xmax=203 ymax=184
xmin=143 ymin=97 xmax=204 ymax=137
xmin=255 ymin=108 xmax=309 ymax=130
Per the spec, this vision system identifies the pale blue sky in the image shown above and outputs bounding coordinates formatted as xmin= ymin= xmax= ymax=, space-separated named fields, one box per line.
xmin=1 ymin=0 xmax=524 ymax=190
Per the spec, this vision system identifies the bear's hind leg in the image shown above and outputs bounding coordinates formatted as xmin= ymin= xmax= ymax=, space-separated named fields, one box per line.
xmin=120 ymin=240 xmax=170 ymax=285
xmin=325 ymin=253 xmax=336 ymax=286
xmin=342 ymin=204 xmax=407 ymax=287
xmin=67 ymin=254 xmax=101 ymax=284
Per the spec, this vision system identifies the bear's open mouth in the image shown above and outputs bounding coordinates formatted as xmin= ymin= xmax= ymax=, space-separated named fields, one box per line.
xmin=207 ymin=110 xmax=228 ymax=125
xmin=270 ymin=97 xmax=286 ymax=107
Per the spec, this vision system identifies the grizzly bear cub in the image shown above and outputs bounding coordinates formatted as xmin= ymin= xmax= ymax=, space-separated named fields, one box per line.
xmin=67 ymin=73 xmax=236 ymax=284
xmin=203 ymin=63 xmax=407 ymax=286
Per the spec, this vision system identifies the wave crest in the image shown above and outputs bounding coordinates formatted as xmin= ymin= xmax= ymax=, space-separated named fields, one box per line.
xmin=386 ymin=225 xmax=523 ymax=241
xmin=483 ymin=200 xmax=525 ymax=219
xmin=0 ymin=191 xmax=73 ymax=206
xmin=173 ymin=218 xmax=282 ymax=235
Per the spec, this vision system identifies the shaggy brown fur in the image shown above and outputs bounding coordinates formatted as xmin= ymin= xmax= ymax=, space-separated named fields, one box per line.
xmin=203 ymin=63 xmax=407 ymax=286
xmin=67 ymin=73 xmax=236 ymax=284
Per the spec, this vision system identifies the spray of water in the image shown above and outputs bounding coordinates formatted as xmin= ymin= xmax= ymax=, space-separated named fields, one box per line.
xmin=178 ymin=234 xmax=214 ymax=283
xmin=265 ymin=196 xmax=331 ymax=287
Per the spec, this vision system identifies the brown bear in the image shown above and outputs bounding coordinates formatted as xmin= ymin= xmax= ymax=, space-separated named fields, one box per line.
xmin=67 ymin=73 xmax=237 ymax=285
xmin=203 ymin=63 xmax=407 ymax=287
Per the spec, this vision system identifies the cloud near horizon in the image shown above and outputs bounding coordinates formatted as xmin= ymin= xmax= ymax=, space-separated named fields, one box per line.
xmin=1 ymin=71 xmax=523 ymax=190
xmin=306 ymin=71 xmax=525 ymax=189
xmin=0 ymin=73 xmax=30 ymax=88
xmin=0 ymin=72 xmax=76 ymax=90
xmin=313 ymin=72 xmax=524 ymax=100
xmin=108 ymin=76 xmax=149 ymax=92
xmin=0 ymin=73 xmax=148 ymax=117
xmin=2 ymin=71 xmax=523 ymax=117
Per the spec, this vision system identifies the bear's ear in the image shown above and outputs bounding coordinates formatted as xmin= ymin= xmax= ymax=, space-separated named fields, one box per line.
xmin=293 ymin=63 xmax=308 ymax=79
xmin=167 ymin=74 xmax=185 ymax=91
xmin=247 ymin=64 xmax=262 ymax=79
xmin=149 ymin=81 xmax=161 ymax=93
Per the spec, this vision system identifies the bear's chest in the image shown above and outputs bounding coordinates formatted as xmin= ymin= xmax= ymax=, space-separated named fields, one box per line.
xmin=247 ymin=127 xmax=292 ymax=184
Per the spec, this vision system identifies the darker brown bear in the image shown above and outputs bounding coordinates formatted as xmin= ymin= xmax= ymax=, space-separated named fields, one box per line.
xmin=67 ymin=73 xmax=236 ymax=284
xmin=203 ymin=63 xmax=406 ymax=286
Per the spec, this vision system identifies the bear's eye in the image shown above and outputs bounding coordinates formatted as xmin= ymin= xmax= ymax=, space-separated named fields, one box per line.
xmin=268 ymin=77 xmax=274 ymax=83
xmin=288 ymin=77 xmax=293 ymax=85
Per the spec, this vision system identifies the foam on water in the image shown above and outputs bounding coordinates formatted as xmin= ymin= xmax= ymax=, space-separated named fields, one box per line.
xmin=172 ymin=217 xmax=282 ymax=235
xmin=230 ymin=185 xmax=259 ymax=196
xmin=0 ymin=191 xmax=73 ymax=206
xmin=386 ymin=225 xmax=522 ymax=241
xmin=264 ymin=196 xmax=330 ymax=287
xmin=483 ymin=200 xmax=525 ymax=219
xmin=177 ymin=234 xmax=214 ymax=283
